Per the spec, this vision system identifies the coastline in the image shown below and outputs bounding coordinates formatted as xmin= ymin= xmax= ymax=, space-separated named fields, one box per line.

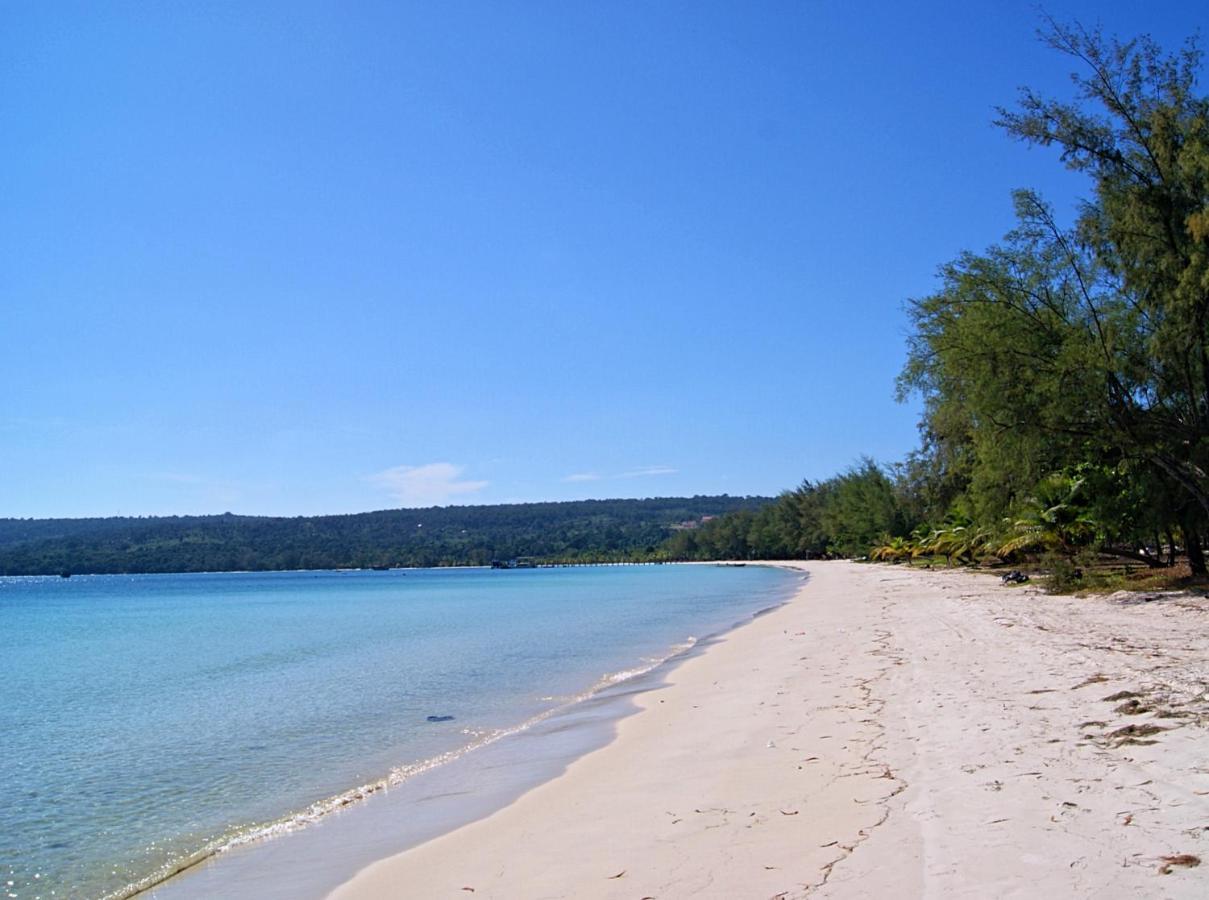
xmin=330 ymin=560 xmax=1209 ymax=899
xmin=143 ymin=564 xmax=799 ymax=899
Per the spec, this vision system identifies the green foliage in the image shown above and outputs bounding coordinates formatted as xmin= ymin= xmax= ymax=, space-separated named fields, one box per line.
xmin=899 ymin=19 xmax=1209 ymax=575
xmin=664 ymin=462 xmax=916 ymax=561
xmin=818 ymin=459 xmax=913 ymax=557
xmin=676 ymin=21 xmax=1209 ymax=583
xmin=673 ymin=21 xmax=1209 ymax=583
xmin=0 ymin=497 xmax=769 ymax=576
xmin=870 ymin=535 xmax=911 ymax=563
xmin=1041 ymin=549 xmax=1098 ymax=593
xmin=997 ymin=473 xmax=1101 ymax=556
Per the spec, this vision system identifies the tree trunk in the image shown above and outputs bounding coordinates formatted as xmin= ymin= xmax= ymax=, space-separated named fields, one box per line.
xmin=1150 ymin=452 xmax=1209 ymax=523
xmin=1101 ymin=546 xmax=1165 ymax=568
xmin=1166 ymin=529 xmax=1178 ymax=567
xmin=1186 ymin=526 xmax=1207 ymax=577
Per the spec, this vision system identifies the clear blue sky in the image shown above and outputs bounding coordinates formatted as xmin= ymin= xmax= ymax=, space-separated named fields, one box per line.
xmin=3 ymin=1 xmax=1206 ymax=518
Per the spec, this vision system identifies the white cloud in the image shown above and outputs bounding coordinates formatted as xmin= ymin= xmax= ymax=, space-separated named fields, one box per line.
xmin=619 ymin=465 xmax=678 ymax=478
xmin=561 ymin=466 xmax=679 ymax=484
xmin=369 ymin=462 xmax=488 ymax=507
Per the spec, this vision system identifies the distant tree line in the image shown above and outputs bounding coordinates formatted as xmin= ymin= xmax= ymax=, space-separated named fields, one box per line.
xmin=0 ymin=497 xmax=769 ymax=576
xmin=669 ymin=22 xmax=1209 ymax=579
xmin=664 ymin=460 xmax=910 ymax=561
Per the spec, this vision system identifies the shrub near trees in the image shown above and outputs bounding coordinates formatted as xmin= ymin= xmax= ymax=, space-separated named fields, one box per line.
xmin=671 ymin=22 xmax=1209 ymax=580
xmin=665 ymin=460 xmax=914 ymax=561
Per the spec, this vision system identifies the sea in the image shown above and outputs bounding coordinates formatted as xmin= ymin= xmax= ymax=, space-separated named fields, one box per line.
xmin=0 ymin=563 xmax=798 ymax=900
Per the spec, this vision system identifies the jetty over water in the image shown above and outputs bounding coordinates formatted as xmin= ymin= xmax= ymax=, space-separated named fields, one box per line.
xmin=491 ymin=557 xmax=671 ymax=569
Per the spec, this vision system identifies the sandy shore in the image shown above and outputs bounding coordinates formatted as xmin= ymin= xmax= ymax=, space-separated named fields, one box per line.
xmin=330 ymin=561 xmax=1209 ymax=899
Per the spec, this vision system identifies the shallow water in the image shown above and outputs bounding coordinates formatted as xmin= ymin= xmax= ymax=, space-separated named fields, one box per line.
xmin=0 ymin=564 xmax=795 ymax=900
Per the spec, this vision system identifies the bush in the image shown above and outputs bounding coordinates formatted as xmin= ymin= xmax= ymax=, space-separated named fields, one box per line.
xmin=1042 ymin=550 xmax=1096 ymax=593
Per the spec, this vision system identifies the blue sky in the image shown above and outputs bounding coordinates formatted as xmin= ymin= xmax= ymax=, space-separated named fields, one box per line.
xmin=3 ymin=1 xmax=1206 ymax=518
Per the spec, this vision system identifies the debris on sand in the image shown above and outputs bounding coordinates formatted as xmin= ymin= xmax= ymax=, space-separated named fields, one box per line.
xmin=1157 ymin=853 xmax=1200 ymax=874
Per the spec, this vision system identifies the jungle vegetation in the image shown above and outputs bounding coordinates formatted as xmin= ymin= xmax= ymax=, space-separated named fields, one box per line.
xmin=0 ymin=496 xmax=768 ymax=575
xmin=671 ymin=22 xmax=1209 ymax=583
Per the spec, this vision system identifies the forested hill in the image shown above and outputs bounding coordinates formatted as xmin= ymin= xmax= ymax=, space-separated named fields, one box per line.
xmin=0 ymin=496 xmax=770 ymax=575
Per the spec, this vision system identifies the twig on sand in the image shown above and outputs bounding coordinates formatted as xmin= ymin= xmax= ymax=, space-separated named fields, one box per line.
xmin=1158 ymin=854 xmax=1200 ymax=874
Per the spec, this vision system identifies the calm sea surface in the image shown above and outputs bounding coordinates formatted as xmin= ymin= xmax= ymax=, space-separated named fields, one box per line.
xmin=0 ymin=564 xmax=795 ymax=900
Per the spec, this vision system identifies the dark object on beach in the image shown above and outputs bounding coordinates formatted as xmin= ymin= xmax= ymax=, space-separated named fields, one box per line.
xmin=426 ymin=715 xmax=455 ymax=723
xmin=59 ymin=571 xmax=72 ymax=578
xmin=1001 ymin=570 xmax=1029 ymax=585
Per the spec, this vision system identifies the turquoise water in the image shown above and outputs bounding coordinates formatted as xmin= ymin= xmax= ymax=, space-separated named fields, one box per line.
xmin=0 ymin=564 xmax=795 ymax=900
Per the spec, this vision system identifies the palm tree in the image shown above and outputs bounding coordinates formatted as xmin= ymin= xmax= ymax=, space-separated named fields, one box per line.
xmin=916 ymin=514 xmax=990 ymax=567
xmin=997 ymin=474 xmax=1100 ymax=558
xmin=871 ymin=535 xmax=911 ymax=562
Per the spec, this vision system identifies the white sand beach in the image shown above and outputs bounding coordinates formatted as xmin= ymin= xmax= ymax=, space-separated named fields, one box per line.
xmin=330 ymin=561 xmax=1209 ymax=899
